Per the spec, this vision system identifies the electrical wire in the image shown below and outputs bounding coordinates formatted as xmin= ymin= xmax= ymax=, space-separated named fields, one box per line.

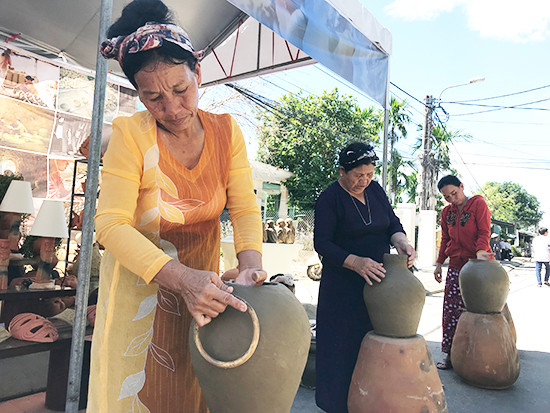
xmin=444 ymin=84 xmax=550 ymax=103
xmin=389 ymin=82 xmax=426 ymax=107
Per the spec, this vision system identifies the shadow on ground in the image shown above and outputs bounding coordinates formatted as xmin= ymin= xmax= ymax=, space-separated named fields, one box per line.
xmin=291 ymin=340 xmax=550 ymax=413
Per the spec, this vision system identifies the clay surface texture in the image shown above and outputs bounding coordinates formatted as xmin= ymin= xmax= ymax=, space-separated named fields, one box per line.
xmin=189 ymin=282 xmax=310 ymax=413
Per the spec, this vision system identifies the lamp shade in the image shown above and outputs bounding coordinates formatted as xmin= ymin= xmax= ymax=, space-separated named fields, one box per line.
xmin=0 ymin=180 xmax=34 ymax=214
xmin=29 ymin=200 xmax=69 ymax=238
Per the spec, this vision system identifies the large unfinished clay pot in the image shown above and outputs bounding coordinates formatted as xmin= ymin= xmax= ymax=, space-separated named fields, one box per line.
xmin=362 ymin=254 xmax=425 ymax=338
xmin=349 ymin=332 xmax=447 ymax=413
xmin=451 ymin=311 xmax=519 ymax=389
xmin=189 ymin=282 xmax=310 ymax=413
xmin=502 ymin=303 xmax=517 ymax=343
xmin=459 ymin=259 xmax=509 ymax=313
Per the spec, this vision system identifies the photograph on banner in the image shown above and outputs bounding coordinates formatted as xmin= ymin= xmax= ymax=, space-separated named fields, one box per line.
xmin=0 ymin=95 xmax=54 ymax=154
xmin=47 ymin=157 xmax=75 ymax=200
xmin=58 ymin=67 xmax=119 ymax=122
xmin=49 ymin=112 xmax=112 ymax=158
xmin=0 ymin=147 xmax=48 ymax=198
xmin=0 ymin=46 xmax=60 ymax=109
xmin=119 ymin=86 xmax=139 ymax=117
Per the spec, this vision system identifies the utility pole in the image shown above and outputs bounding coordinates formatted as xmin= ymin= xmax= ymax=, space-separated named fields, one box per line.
xmin=420 ymin=95 xmax=436 ymax=210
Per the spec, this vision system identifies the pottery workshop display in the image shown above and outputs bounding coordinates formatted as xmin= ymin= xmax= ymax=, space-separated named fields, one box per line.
xmin=451 ymin=259 xmax=519 ymax=389
xmin=189 ymin=282 xmax=310 ymax=413
xmin=349 ymin=254 xmax=447 ymax=413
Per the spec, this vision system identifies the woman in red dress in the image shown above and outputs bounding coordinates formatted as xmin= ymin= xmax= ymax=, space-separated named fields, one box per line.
xmin=434 ymin=175 xmax=494 ymax=369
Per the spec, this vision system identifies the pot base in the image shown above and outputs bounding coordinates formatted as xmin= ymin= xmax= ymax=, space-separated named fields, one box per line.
xmin=349 ymin=332 xmax=447 ymax=413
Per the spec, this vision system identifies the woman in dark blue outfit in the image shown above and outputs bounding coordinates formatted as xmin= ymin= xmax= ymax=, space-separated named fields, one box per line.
xmin=314 ymin=142 xmax=415 ymax=412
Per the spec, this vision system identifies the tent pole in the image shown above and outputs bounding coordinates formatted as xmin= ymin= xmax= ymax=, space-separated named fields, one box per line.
xmin=381 ymin=60 xmax=390 ymax=192
xmin=65 ymin=0 xmax=112 ymax=411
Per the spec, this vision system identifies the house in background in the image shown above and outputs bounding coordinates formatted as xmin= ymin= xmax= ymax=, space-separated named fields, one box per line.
xmin=249 ymin=160 xmax=293 ymax=221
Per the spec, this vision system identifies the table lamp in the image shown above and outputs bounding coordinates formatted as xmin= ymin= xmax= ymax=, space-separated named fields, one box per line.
xmin=0 ymin=180 xmax=34 ymax=291
xmin=0 ymin=180 xmax=34 ymax=251
xmin=29 ymin=200 xmax=68 ymax=284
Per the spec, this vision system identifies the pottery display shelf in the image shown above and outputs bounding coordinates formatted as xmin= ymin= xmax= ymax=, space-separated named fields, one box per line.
xmin=348 ymin=254 xmax=448 ymax=413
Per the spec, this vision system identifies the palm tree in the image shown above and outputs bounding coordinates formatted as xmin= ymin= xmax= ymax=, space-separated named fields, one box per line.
xmin=388 ymin=148 xmax=417 ymax=204
xmin=414 ymin=123 xmax=471 ymax=208
xmin=387 ymin=97 xmax=412 ymax=203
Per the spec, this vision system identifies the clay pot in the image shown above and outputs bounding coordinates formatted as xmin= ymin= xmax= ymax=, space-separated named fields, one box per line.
xmin=349 ymin=332 xmax=447 ymax=413
xmin=300 ymin=336 xmax=316 ymax=389
xmin=362 ymin=254 xmax=425 ymax=338
xmin=501 ymin=303 xmax=517 ymax=343
xmin=451 ymin=311 xmax=520 ymax=389
xmin=459 ymin=259 xmax=509 ymax=314
xmin=189 ymin=282 xmax=310 ymax=413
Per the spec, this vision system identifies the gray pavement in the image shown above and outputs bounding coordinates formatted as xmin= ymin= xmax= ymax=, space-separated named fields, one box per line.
xmin=290 ymin=258 xmax=550 ymax=413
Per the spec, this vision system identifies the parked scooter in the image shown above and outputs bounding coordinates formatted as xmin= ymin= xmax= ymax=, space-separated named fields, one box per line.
xmin=306 ymin=252 xmax=322 ymax=281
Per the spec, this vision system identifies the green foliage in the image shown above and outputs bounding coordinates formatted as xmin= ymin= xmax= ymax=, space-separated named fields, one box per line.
xmin=479 ymin=181 xmax=543 ymax=229
xmin=256 ymin=88 xmax=382 ymax=209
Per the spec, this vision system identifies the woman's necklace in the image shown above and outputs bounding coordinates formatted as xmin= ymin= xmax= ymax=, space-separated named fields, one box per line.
xmin=350 ymin=191 xmax=372 ymax=227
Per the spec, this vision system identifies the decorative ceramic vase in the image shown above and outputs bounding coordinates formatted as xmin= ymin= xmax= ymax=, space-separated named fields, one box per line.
xmin=189 ymin=282 xmax=310 ymax=413
xmin=362 ymin=254 xmax=425 ymax=338
xmin=459 ymin=259 xmax=509 ymax=314
xmin=349 ymin=332 xmax=448 ymax=413
xmin=451 ymin=311 xmax=520 ymax=389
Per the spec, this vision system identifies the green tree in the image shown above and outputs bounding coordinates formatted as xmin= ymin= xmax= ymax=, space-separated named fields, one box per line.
xmin=387 ymin=97 xmax=412 ymax=203
xmin=256 ymin=88 xmax=382 ymax=209
xmin=388 ymin=148 xmax=417 ymax=204
xmin=479 ymin=181 xmax=543 ymax=229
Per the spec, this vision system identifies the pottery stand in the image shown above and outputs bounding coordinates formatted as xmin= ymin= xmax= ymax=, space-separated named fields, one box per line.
xmin=452 ymin=259 xmax=519 ymax=389
xmin=451 ymin=312 xmax=519 ymax=389
xmin=349 ymin=333 xmax=447 ymax=413
xmin=349 ymin=254 xmax=447 ymax=413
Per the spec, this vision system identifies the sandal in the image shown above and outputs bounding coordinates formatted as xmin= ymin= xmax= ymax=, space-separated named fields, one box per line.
xmin=436 ymin=356 xmax=452 ymax=370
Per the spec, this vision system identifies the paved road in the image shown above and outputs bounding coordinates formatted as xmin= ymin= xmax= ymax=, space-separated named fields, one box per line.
xmin=291 ymin=258 xmax=550 ymax=413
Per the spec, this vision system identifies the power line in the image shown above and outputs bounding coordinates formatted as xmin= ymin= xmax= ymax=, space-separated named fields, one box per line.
xmin=446 ymin=97 xmax=550 ymax=110
xmin=389 ymin=82 xmax=426 ymax=107
xmin=433 ymin=112 xmax=485 ymax=195
xmin=445 ymin=84 xmax=550 ymax=103
xmin=449 ymin=98 xmax=550 ymax=116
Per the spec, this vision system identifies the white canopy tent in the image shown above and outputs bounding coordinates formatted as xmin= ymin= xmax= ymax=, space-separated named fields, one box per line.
xmin=0 ymin=1 xmax=391 ymax=410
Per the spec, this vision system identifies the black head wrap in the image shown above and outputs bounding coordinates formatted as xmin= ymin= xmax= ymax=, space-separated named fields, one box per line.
xmin=338 ymin=142 xmax=379 ymax=171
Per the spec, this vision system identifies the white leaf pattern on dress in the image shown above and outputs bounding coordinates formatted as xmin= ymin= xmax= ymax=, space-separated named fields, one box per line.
xmin=160 ymin=238 xmax=179 ymax=260
xmin=132 ymin=394 xmax=151 ymax=413
xmin=124 ymin=328 xmax=153 ymax=357
xmin=118 ymin=370 xmax=146 ymax=400
xmin=139 ymin=111 xmax=156 ymax=133
xmin=158 ymin=288 xmax=181 ymax=316
xmin=143 ymin=144 xmax=159 ymax=172
xmin=150 ymin=343 xmax=176 ymax=372
xmin=132 ymin=294 xmax=158 ymax=321
xmin=140 ymin=207 xmax=159 ymax=227
xmin=155 ymin=167 xmax=179 ymax=198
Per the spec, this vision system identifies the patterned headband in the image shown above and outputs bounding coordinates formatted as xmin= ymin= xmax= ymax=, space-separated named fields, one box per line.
xmin=100 ymin=22 xmax=203 ymax=67
xmin=341 ymin=148 xmax=379 ymax=165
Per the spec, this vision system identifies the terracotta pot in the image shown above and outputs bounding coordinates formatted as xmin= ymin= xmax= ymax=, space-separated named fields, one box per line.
xmin=189 ymin=282 xmax=310 ymax=413
xmin=300 ymin=336 xmax=316 ymax=389
xmin=459 ymin=259 xmax=509 ymax=314
xmin=502 ymin=303 xmax=517 ymax=343
xmin=349 ymin=332 xmax=447 ymax=413
xmin=451 ymin=311 xmax=519 ymax=389
xmin=362 ymin=254 xmax=425 ymax=338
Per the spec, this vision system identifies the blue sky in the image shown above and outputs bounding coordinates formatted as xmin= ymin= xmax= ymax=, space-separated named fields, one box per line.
xmin=201 ymin=0 xmax=550 ymax=227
